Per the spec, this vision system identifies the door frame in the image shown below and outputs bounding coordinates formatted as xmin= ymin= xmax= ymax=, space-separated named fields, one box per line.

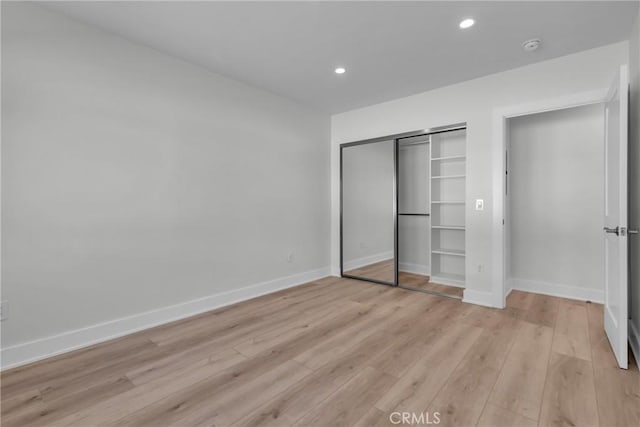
xmin=491 ymin=88 xmax=609 ymax=308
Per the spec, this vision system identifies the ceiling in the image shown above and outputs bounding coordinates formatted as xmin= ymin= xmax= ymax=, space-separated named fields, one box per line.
xmin=40 ymin=1 xmax=639 ymax=113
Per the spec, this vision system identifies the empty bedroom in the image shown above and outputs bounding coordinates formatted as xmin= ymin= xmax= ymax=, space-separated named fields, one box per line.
xmin=2 ymin=1 xmax=639 ymax=426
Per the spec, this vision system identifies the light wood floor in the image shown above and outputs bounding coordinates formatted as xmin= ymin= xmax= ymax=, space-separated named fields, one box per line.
xmin=2 ymin=277 xmax=638 ymax=427
xmin=345 ymin=260 xmax=464 ymax=298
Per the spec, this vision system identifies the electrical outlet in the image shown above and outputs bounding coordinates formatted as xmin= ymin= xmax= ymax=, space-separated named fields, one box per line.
xmin=286 ymin=252 xmax=294 ymax=263
xmin=0 ymin=300 xmax=6 ymax=321
xmin=477 ymin=264 xmax=483 ymax=273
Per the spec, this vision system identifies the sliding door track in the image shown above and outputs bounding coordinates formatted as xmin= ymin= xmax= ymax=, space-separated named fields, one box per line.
xmin=341 ymin=274 xmax=462 ymax=301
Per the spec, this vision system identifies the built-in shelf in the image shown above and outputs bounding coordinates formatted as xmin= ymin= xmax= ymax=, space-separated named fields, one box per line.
xmin=430 ymin=127 xmax=466 ymax=288
xmin=431 ymin=155 xmax=466 ymax=161
xmin=430 ymin=272 xmax=466 ymax=287
xmin=432 ymin=248 xmax=465 ymax=257
xmin=431 ymin=175 xmax=466 ymax=179
xmin=431 ymin=225 xmax=465 ymax=230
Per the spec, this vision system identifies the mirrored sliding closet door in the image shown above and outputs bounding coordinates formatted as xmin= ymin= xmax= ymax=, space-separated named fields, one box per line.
xmin=341 ymin=140 xmax=395 ymax=285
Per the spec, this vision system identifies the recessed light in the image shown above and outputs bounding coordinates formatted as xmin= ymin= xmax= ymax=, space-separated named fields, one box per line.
xmin=522 ymin=39 xmax=541 ymax=52
xmin=459 ymin=18 xmax=475 ymax=29
xmin=335 ymin=67 xmax=346 ymax=74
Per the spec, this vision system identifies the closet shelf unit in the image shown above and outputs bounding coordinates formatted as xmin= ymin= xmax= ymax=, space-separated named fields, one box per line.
xmin=432 ymin=271 xmax=466 ymax=283
xmin=432 ymin=225 xmax=465 ymax=230
xmin=432 ymin=248 xmax=465 ymax=256
xmin=431 ymin=155 xmax=466 ymax=161
xmin=431 ymin=175 xmax=466 ymax=179
xmin=429 ymin=129 xmax=467 ymax=288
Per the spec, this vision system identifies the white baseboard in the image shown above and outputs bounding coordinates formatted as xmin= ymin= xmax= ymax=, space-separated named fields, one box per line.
xmin=1 ymin=266 xmax=331 ymax=371
xmin=503 ymin=286 xmax=514 ymax=308
xmin=508 ymin=277 xmax=604 ymax=303
xmin=398 ymin=262 xmax=430 ymax=276
xmin=630 ymin=320 xmax=640 ymax=367
xmin=463 ymin=289 xmax=500 ymax=308
xmin=343 ymin=251 xmax=393 ymax=272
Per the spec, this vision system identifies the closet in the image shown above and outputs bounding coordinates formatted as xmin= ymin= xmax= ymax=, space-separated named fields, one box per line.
xmin=505 ymin=104 xmax=605 ymax=301
xmin=341 ymin=123 xmax=466 ymax=299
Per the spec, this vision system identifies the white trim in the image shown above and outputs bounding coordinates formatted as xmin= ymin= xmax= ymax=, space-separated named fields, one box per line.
xmin=508 ymin=278 xmax=604 ymax=303
xmin=430 ymin=275 xmax=465 ymax=289
xmin=505 ymin=285 xmax=514 ymax=300
xmin=1 ymin=266 xmax=331 ymax=370
xmin=398 ymin=262 xmax=430 ymax=276
xmin=462 ymin=289 xmax=498 ymax=308
xmin=629 ymin=320 xmax=640 ymax=367
xmin=492 ymin=88 xmax=609 ymax=310
xmin=343 ymin=251 xmax=393 ymax=272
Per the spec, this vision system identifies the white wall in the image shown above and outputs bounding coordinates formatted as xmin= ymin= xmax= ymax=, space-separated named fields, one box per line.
xmin=628 ymin=7 xmax=640 ymax=361
xmin=1 ymin=3 xmax=330 ymax=367
xmin=331 ymin=42 xmax=628 ymax=305
xmin=507 ymin=104 xmax=604 ymax=301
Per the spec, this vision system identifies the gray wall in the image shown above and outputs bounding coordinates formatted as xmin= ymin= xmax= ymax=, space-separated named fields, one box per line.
xmin=507 ymin=105 xmax=604 ymax=296
xmin=1 ymin=3 xmax=330 ymax=350
xmin=629 ymin=7 xmax=640 ymax=354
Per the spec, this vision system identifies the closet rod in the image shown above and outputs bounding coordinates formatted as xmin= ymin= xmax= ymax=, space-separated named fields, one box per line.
xmin=398 ymin=141 xmax=429 ymax=147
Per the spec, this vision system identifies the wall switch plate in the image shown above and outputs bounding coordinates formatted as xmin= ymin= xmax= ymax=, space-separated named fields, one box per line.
xmin=475 ymin=199 xmax=484 ymax=211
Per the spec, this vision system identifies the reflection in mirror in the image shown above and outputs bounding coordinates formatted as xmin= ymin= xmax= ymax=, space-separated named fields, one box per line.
xmin=342 ymin=140 xmax=395 ymax=284
xmin=397 ymin=137 xmax=432 ymax=289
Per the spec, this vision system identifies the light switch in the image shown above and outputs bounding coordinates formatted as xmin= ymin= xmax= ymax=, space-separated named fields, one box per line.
xmin=475 ymin=199 xmax=484 ymax=211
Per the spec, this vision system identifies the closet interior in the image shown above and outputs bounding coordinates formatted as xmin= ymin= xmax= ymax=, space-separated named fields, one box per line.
xmin=505 ymin=104 xmax=605 ymax=300
xmin=341 ymin=124 xmax=467 ymax=298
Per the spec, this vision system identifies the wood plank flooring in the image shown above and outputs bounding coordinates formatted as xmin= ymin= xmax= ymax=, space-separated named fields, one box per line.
xmin=1 ymin=279 xmax=638 ymax=427
xmin=344 ymin=260 xmax=464 ymax=298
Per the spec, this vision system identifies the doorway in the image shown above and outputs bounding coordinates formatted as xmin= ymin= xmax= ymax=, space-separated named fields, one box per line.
xmin=505 ymin=104 xmax=605 ymax=302
xmin=494 ymin=65 xmax=630 ymax=369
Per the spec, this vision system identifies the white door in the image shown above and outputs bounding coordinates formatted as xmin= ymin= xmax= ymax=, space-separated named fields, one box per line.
xmin=603 ymin=65 xmax=629 ymax=369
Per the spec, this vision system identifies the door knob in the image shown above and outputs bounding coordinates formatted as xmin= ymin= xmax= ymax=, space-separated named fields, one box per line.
xmin=604 ymin=226 xmax=619 ymax=235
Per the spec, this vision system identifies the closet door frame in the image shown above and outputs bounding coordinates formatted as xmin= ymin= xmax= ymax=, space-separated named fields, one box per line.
xmin=492 ymin=88 xmax=609 ymax=309
xmin=339 ymin=123 xmax=466 ymax=289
